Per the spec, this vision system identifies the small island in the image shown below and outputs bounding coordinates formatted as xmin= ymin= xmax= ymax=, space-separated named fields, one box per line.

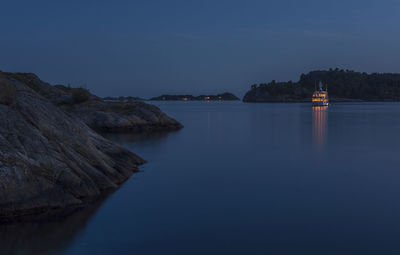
xmin=103 ymin=96 xmax=145 ymax=102
xmin=150 ymin=92 xmax=240 ymax=101
xmin=243 ymin=69 xmax=400 ymax=102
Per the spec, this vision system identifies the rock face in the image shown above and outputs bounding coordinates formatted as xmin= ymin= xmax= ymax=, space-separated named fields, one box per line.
xmin=65 ymin=100 xmax=183 ymax=133
xmin=5 ymin=73 xmax=183 ymax=133
xmin=0 ymin=72 xmax=147 ymax=220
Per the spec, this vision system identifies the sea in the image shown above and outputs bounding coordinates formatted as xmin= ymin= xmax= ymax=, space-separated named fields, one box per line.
xmin=2 ymin=101 xmax=400 ymax=255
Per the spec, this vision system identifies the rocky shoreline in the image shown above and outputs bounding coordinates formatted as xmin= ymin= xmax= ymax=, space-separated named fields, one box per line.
xmin=65 ymin=100 xmax=183 ymax=133
xmin=0 ymin=72 xmax=182 ymax=221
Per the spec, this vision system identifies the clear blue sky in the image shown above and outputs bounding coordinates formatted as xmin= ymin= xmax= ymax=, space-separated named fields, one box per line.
xmin=1 ymin=0 xmax=399 ymax=98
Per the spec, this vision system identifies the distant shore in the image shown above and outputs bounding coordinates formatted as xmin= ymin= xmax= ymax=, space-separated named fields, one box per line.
xmin=243 ymin=69 xmax=400 ymax=103
xmin=149 ymin=92 xmax=240 ymax=101
xmin=243 ymin=98 xmax=400 ymax=103
xmin=103 ymin=92 xmax=240 ymax=102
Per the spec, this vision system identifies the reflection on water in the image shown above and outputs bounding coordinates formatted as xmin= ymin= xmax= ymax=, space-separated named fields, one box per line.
xmin=0 ymin=131 xmax=178 ymax=255
xmin=0 ymin=194 xmax=111 ymax=255
xmin=312 ymin=106 xmax=328 ymax=150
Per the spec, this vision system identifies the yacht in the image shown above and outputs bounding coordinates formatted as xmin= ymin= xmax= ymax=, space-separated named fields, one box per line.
xmin=312 ymin=82 xmax=329 ymax=107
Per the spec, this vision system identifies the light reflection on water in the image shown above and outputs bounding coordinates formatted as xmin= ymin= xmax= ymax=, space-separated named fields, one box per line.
xmin=312 ymin=106 xmax=328 ymax=150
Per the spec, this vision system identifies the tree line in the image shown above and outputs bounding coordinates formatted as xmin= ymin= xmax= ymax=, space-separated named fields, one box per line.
xmin=249 ymin=69 xmax=400 ymax=100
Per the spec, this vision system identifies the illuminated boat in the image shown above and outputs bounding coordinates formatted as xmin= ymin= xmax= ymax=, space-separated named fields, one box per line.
xmin=312 ymin=82 xmax=329 ymax=107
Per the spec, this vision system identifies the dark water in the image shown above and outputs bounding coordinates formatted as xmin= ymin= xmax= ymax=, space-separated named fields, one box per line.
xmin=3 ymin=102 xmax=400 ymax=254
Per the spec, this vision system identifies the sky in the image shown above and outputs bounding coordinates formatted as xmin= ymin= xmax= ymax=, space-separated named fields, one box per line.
xmin=1 ymin=0 xmax=400 ymax=98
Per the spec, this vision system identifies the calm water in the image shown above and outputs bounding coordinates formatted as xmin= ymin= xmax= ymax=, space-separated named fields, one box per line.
xmin=3 ymin=102 xmax=400 ymax=254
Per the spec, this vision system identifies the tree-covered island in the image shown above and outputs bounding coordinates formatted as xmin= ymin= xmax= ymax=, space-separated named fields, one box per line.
xmin=243 ymin=69 xmax=400 ymax=102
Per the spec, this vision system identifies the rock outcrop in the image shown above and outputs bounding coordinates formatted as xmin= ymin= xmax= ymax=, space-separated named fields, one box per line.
xmin=0 ymin=72 xmax=148 ymax=220
xmin=65 ymin=100 xmax=183 ymax=133
xmin=5 ymin=73 xmax=183 ymax=133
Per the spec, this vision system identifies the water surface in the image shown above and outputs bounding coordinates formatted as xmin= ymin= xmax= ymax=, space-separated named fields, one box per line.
xmin=4 ymin=102 xmax=400 ymax=255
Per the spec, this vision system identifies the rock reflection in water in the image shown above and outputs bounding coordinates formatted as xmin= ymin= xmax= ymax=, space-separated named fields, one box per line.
xmin=0 ymin=193 xmax=111 ymax=255
xmin=101 ymin=130 xmax=175 ymax=144
xmin=312 ymin=106 xmax=328 ymax=150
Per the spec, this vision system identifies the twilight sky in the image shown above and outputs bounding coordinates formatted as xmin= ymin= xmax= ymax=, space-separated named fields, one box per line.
xmin=1 ymin=0 xmax=400 ymax=98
